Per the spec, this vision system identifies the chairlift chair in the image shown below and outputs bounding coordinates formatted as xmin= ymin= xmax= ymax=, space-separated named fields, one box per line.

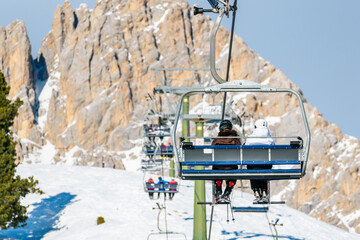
xmin=171 ymin=79 xmax=311 ymax=181
xmin=143 ymin=178 xmax=179 ymax=200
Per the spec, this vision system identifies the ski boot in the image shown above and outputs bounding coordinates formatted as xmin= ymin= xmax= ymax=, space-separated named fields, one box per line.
xmin=214 ymin=180 xmax=222 ymax=201
xmin=253 ymin=189 xmax=261 ymax=204
xmin=261 ymin=190 xmax=269 ymax=204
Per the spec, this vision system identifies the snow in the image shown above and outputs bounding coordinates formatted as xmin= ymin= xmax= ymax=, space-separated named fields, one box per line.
xmin=262 ymin=77 xmax=271 ymax=85
xmin=0 ymin=163 xmax=358 ymax=240
xmin=62 ymin=146 xmax=86 ymax=166
xmin=119 ymin=144 xmax=143 ymax=172
xmin=36 ymin=55 xmax=61 ymax=131
xmin=144 ymin=9 xmax=170 ymax=33
xmin=23 ymin=141 xmax=57 ymax=165
xmin=2 ymin=123 xmax=360 ymax=239
xmin=77 ymin=3 xmax=89 ymax=10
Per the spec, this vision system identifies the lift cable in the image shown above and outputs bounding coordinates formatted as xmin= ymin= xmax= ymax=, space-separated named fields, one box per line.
xmin=221 ymin=0 xmax=238 ymax=120
xmin=264 ymin=208 xmax=276 ymax=240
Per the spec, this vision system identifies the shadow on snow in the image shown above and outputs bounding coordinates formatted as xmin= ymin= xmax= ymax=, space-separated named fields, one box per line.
xmin=221 ymin=229 xmax=305 ymax=240
xmin=0 ymin=192 xmax=76 ymax=240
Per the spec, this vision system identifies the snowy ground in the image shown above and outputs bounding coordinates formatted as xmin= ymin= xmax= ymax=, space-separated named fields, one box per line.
xmin=0 ymin=163 xmax=359 ymax=239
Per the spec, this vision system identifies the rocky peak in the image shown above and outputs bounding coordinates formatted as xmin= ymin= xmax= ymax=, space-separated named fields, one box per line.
xmin=0 ymin=20 xmax=35 ymax=98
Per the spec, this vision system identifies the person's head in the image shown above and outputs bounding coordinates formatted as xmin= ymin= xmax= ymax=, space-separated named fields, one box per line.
xmin=254 ymin=119 xmax=268 ymax=129
xmin=219 ymin=120 xmax=232 ymax=132
xmin=158 ymin=177 xmax=162 ymax=180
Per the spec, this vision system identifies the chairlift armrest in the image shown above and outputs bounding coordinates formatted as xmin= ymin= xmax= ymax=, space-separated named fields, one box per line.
xmin=181 ymin=141 xmax=194 ymax=149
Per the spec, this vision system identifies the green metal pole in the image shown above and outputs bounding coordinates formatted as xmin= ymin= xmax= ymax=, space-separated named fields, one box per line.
xmin=170 ymin=157 xmax=175 ymax=178
xmin=193 ymin=121 xmax=207 ymax=240
xmin=181 ymin=96 xmax=190 ymax=172
xmin=182 ymin=96 xmax=190 ymax=141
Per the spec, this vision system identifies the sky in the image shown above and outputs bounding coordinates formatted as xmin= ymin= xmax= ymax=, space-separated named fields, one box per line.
xmin=0 ymin=0 xmax=359 ymax=139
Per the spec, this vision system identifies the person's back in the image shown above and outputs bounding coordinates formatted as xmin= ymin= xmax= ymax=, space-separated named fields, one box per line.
xmin=146 ymin=178 xmax=155 ymax=199
xmin=169 ymin=179 xmax=177 ymax=191
xmin=245 ymin=119 xmax=274 ymax=203
xmin=211 ymin=120 xmax=241 ymax=200
xmin=212 ymin=128 xmax=241 ymax=170
xmin=245 ymin=119 xmax=274 ymax=146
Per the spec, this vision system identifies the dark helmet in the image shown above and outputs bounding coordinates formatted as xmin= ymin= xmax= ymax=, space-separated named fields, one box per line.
xmin=219 ymin=120 xmax=232 ymax=131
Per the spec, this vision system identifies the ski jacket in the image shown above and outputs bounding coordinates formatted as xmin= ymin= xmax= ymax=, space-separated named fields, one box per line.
xmin=211 ymin=130 xmax=241 ymax=146
xmin=157 ymin=178 xmax=169 ymax=184
xmin=211 ymin=129 xmax=241 ymax=170
xmin=157 ymin=178 xmax=169 ymax=191
xmin=146 ymin=179 xmax=155 ymax=190
xmin=169 ymin=180 xmax=177 ymax=191
xmin=245 ymin=126 xmax=274 ymax=170
xmin=245 ymin=127 xmax=275 ymax=145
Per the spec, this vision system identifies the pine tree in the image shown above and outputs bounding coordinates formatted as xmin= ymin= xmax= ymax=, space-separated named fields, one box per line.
xmin=0 ymin=71 xmax=42 ymax=230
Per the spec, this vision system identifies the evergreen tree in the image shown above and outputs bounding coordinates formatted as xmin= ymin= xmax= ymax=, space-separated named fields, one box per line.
xmin=0 ymin=71 xmax=42 ymax=230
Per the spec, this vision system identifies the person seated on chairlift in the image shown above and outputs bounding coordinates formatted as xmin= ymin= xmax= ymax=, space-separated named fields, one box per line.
xmin=212 ymin=120 xmax=242 ymax=201
xmin=157 ymin=177 xmax=169 ymax=198
xmin=245 ymin=119 xmax=274 ymax=204
xmin=169 ymin=179 xmax=177 ymax=199
xmin=146 ymin=178 xmax=155 ymax=199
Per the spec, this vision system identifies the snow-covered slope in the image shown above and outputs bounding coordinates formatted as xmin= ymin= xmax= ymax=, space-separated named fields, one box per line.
xmin=0 ymin=163 xmax=358 ymax=240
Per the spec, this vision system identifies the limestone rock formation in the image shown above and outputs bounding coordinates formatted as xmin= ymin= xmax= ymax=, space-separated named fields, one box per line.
xmin=0 ymin=20 xmax=43 ymax=162
xmin=0 ymin=0 xmax=359 ymax=233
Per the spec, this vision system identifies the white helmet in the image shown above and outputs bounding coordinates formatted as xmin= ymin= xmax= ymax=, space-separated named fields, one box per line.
xmin=254 ymin=119 xmax=268 ymax=128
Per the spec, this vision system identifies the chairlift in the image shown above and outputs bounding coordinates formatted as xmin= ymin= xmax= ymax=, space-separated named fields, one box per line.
xmin=172 ymin=0 xmax=310 ymax=182
xmin=141 ymin=158 xmax=164 ymax=172
xmin=143 ymin=172 xmax=180 ymax=200
xmin=171 ymin=79 xmax=311 ymax=181
xmin=144 ymin=146 xmax=174 ymax=158
xmin=144 ymin=182 xmax=179 ymax=200
xmin=144 ymin=124 xmax=171 ymax=138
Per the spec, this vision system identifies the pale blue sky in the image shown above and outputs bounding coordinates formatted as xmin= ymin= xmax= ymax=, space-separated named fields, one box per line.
xmin=0 ymin=0 xmax=359 ymax=139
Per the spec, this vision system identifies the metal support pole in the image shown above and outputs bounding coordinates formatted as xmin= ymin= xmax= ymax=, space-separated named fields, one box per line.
xmin=182 ymin=96 xmax=190 ymax=142
xmin=193 ymin=121 xmax=207 ymax=240
xmin=182 ymin=96 xmax=190 ymax=173
xmin=170 ymin=157 xmax=175 ymax=178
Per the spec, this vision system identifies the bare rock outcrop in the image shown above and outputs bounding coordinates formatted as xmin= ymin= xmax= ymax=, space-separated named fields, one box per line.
xmin=0 ymin=20 xmax=43 ymax=162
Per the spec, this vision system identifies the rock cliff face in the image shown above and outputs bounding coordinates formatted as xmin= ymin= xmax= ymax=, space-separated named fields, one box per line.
xmin=0 ymin=0 xmax=359 ymax=234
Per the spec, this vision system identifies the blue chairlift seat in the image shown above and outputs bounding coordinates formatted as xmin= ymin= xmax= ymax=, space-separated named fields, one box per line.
xmin=144 ymin=183 xmax=179 ymax=193
xmin=145 ymin=148 xmax=174 ymax=156
xmin=179 ymin=144 xmax=303 ymax=180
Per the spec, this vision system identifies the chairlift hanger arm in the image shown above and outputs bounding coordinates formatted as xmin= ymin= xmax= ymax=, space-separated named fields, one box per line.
xmin=194 ymin=1 xmax=237 ymax=85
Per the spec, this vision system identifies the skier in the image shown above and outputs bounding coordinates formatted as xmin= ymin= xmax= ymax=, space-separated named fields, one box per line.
xmin=157 ymin=177 xmax=169 ymax=199
xmin=169 ymin=179 xmax=177 ymax=199
xmin=146 ymin=178 xmax=155 ymax=199
xmin=211 ymin=120 xmax=241 ymax=201
xmin=245 ymin=119 xmax=275 ymax=204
